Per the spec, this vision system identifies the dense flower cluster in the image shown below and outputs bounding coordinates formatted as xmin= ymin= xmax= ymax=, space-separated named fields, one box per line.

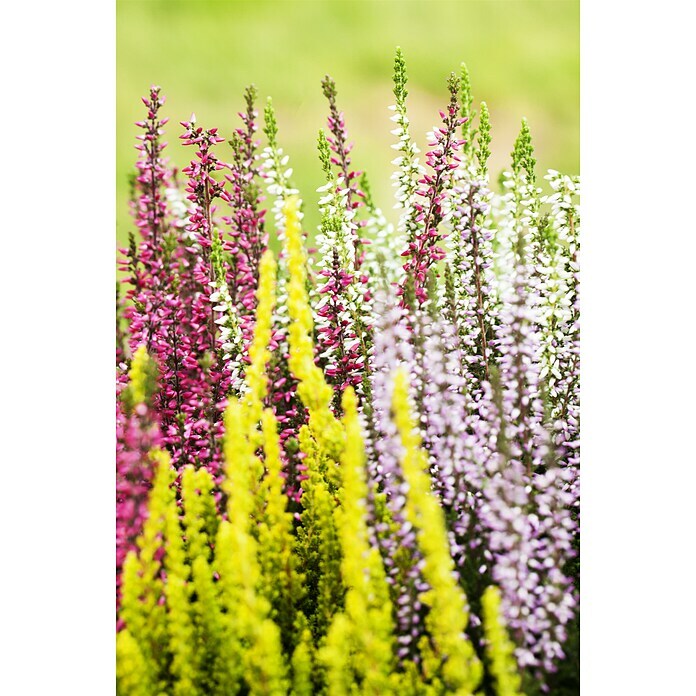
xmin=116 ymin=50 xmax=580 ymax=696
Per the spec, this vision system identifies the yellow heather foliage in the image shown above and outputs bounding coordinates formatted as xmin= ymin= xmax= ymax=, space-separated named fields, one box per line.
xmin=245 ymin=249 xmax=278 ymax=440
xmin=116 ymin=628 xmax=159 ymax=696
xmin=163 ymin=466 xmax=199 ymax=696
xmin=258 ymin=408 xmax=305 ymax=645
xmin=119 ymin=448 xmax=173 ymax=691
xmin=320 ymin=387 xmax=395 ymax=694
xmin=321 ymin=613 xmax=353 ymax=696
xmin=481 ymin=586 xmax=525 ymax=696
xmin=290 ymin=624 xmax=315 ymax=696
xmin=217 ymin=397 xmax=289 ymax=695
xmin=282 ymin=195 xmax=342 ymax=457
xmin=127 ymin=344 xmax=156 ymax=406
xmin=180 ymin=465 xmax=216 ymax=563
xmin=391 ymin=369 xmax=483 ymax=695
xmin=180 ymin=465 xmax=229 ymax=692
xmin=296 ymin=424 xmax=343 ymax=640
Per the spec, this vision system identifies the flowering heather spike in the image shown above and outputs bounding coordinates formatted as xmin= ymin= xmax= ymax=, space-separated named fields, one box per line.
xmin=493 ymin=118 xmax=541 ymax=305
xmin=321 ymin=74 xmax=365 ymax=216
xmin=259 ymin=99 xmax=306 ymax=493
xmin=314 ymin=129 xmax=370 ymax=399
xmin=495 ymin=230 xmax=546 ymax=475
xmin=222 ymin=86 xmax=268 ymax=356
xmin=444 ymin=170 xmax=498 ymax=398
xmin=119 ymin=87 xmax=179 ymax=362
xmin=418 ymin=318 xmax=486 ymax=564
xmin=133 ymin=85 xmax=170 ymax=250
xmin=209 ymin=230 xmax=245 ymax=395
xmin=367 ymin=296 xmax=429 ymax=664
xmin=398 ymin=72 xmax=465 ymax=308
xmin=538 ymin=171 xmax=580 ymax=513
xmin=538 ymin=172 xmax=579 ymax=419
xmin=476 ymin=367 xmax=577 ymax=677
xmin=390 ymin=48 xmax=424 ymax=243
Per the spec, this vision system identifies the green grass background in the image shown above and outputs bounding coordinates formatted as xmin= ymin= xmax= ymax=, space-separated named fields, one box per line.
xmin=117 ymin=0 xmax=579 ymax=249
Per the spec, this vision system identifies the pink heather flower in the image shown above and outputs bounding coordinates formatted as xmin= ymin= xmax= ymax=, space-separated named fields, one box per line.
xmin=368 ymin=295 xmax=429 ymax=663
xmin=221 ymin=85 xmax=269 ymax=358
xmin=398 ymin=73 xmax=465 ymax=308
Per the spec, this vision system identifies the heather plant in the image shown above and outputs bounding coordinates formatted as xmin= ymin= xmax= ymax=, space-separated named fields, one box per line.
xmin=117 ymin=48 xmax=579 ymax=696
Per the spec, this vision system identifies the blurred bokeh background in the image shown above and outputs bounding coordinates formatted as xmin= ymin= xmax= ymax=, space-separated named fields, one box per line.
xmin=117 ymin=0 xmax=579 ymax=249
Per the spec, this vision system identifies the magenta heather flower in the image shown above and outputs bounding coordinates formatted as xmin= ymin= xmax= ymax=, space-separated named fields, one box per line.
xmin=398 ymin=73 xmax=465 ymax=308
xmin=132 ymin=86 xmax=171 ymax=254
xmin=221 ymin=85 xmax=269 ymax=356
xmin=119 ymin=85 xmax=176 ymax=357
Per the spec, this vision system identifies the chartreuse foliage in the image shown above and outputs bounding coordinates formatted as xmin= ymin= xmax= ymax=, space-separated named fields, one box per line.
xmin=283 ymin=195 xmax=343 ymax=457
xmin=482 ymin=586 xmax=525 ymax=696
xmin=318 ymin=387 xmax=395 ymax=694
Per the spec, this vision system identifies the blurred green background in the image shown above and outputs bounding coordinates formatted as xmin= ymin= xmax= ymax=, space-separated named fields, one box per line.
xmin=117 ymin=0 xmax=579 ymax=249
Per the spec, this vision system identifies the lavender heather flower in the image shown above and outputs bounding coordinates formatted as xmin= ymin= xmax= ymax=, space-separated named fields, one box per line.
xmin=418 ymin=318 xmax=486 ymax=567
xmin=440 ymin=100 xmax=499 ymax=403
xmin=367 ymin=295 xmax=428 ymax=663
